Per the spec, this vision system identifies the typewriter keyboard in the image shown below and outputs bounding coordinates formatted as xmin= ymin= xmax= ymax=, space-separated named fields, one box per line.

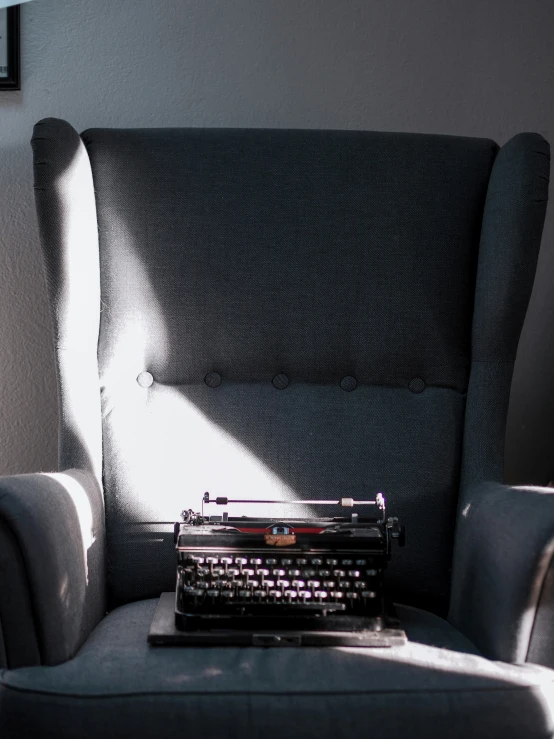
xmin=178 ymin=552 xmax=384 ymax=614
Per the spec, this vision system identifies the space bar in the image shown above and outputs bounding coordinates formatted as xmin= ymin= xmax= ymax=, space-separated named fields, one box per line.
xmin=226 ymin=601 xmax=347 ymax=614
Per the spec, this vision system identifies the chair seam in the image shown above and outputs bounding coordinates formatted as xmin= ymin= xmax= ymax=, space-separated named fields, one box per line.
xmin=1 ymin=681 xmax=552 ymax=700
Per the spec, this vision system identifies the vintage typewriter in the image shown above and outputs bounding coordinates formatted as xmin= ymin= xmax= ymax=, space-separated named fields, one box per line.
xmin=168 ymin=492 xmax=407 ymax=647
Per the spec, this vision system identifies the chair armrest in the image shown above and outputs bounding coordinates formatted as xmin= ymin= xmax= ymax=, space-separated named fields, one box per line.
xmin=449 ymin=481 xmax=554 ymax=665
xmin=0 ymin=470 xmax=106 ymax=666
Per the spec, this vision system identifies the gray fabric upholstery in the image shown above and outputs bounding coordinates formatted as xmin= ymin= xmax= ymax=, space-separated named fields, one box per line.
xmin=32 ymin=119 xmax=103 ymax=485
xmin=528 ymin=555 xmax=554 ymax=669
xmin=449 ymin=481 xmax=554 ymax=664
xmin=1 ymin=599 xmax=553 ymax=739
xmin=1 ymin=120 xmax=551 ymax=735
xmin=81 ymin=125 xmax=500 ymax=608
xmin=462 ymin=133 xmax=550 ymax=491
xmin=0 ymin=519 xmax=40 ymax=668
xmin=0 ymin=470 xmax=106 ymax=665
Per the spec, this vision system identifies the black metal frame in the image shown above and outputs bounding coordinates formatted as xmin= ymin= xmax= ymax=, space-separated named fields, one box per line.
xmin=0 ymin=5 xmax=20 ymax=91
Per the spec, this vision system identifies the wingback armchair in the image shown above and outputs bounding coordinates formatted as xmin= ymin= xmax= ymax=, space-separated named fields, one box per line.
xmin=0 ymin=119 xmax=553 ymax=738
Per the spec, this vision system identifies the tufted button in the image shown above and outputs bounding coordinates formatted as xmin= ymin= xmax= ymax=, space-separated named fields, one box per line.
xmin=272 ymin=373 xmax=289 ymax=390
xmin=137 ymin=371 xmax=153 ymax=388
xmin=340 ymin=376 xmax=357 ymax=392
xmin=205 ymin=372 xmax=222 ymax=388
xmin=409 ymin=378 xmax=425 ymax=394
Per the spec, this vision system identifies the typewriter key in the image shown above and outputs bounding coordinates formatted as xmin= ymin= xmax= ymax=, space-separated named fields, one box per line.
xmin=306 ymin=580 xmax=320 ymax=588
xmin=206 ymin=590 xmax=219 ymax=597
xmin=254 ymin=590 xmax=267 ymax=598
xmin=319 ymin=569 xmax=331 ymax=577
xmin=299 ymin=590 xmax=312 ymax=598
xmin=361 ymin=591 xmax=377 ymax=598
xmin=272 ymin=568 xmax=286 ymax=577
xmin=348 ymin=570 xmax=361 ymax=578
xmin=314 ymin=591 xmax=328 ymax=599
xmin=291 ymin=580 xmax=305 ymax=588
xmin=238 ymin=590 xmax=251 ymax=598
xmin=284 ymin=590 xmax=298 ymax=598
xmin=220 ymin=557 xmax=233 ymax=565
xmin=339 ymin=580 xmax=350 ymax=588
xmin=311 ymin=558 xmax=323 ymax=565
xmin=342 ymin=559 xmax=353 ymax=566
xmin=296 ymin=558 xmax=308 ymax=565
xmin=266 ymin=558 xmax=278 ymax=565
xmin=329 ymin=591 xmax=343 ymax=599
xmin=323 ymin=580 xmax=335 ymax=588
xmin=333 ymin=570 xmax=346 ymax=578
xmin=355 ymin=559 xmax=367 ymax=566
xmin=354 ymin=581 xmax=367 ymax=589
xmin=250 ymin=558 xmax=263 ymax=565
xmin=281 ymin=558 xmax=293 ymax=566
xmin=326 ymin=558 xmax=338 ymax=566
xmin=235 ymin=557 xmax=248 ymax=565
xmin=288 ymin=569 xmax=301 ymax=577
xmin=303 ymin=569 xmax=316 ymax=578
xmin=206 ymin=557 xmax=219 ymax=564
xmin=346 ymin=592 xmax=358 ymax=600
xmin=268 ymin=590 xmax=282 ymax=598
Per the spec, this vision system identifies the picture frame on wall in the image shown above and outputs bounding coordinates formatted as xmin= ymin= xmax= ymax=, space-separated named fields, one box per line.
xmin=0 ymin=5 xmax=20 ymax=91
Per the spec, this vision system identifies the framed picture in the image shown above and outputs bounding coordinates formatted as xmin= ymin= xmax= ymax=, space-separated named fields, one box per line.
xmin=0 ymin=5 xmax=20 ymax=91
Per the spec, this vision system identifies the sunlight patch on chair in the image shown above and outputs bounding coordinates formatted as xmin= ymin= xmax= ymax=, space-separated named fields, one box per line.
xmin=337 ymin=641 xmax=554 ymax=687
xmin=43 ymin=472 xmax=96 ymax=586
xmin=110 ymin=383 xmax=311 ymax=522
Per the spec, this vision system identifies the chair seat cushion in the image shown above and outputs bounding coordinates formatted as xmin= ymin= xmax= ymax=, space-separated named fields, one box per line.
xmin=1 ymin=599 xmax=553 ymax=739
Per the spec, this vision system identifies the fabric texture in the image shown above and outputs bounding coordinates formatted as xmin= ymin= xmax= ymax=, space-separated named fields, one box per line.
xmin=1 ymin=120 xmax=550 ymax=737
xmin=32 ymin=118 xmax=103 ymax=485
xmin=461 ymin=133 xmax=550 ymax=493
xmin=80 ymin=125 xmax=499 ymax=608
xmin=1 ymin=599 xmax=553 ymax=739
xmin=0 ymin=519 xmax=40 ymax=668
xmin=449 ymin=481 xmax=554 ymax=664
xmin=0 ymin=470 xmax=106 ymax=665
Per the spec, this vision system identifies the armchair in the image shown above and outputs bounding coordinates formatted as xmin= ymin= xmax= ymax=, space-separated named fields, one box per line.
xmin=0 ymin=119 xmax=553 ymax=738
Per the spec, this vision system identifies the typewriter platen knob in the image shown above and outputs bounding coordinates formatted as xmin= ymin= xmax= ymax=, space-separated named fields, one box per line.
xmin=387 ymin=517 xmax=406 ymax=547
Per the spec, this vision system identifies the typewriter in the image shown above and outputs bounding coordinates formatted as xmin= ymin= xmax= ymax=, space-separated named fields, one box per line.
xmin=170 ymin=492 xmax=407 ymax=647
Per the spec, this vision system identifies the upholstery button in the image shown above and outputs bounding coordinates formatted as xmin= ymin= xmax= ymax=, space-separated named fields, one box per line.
xmin=205 ymin=372 xmax=222 ymax=388
xmin=340 ymin=376 xmax=357 ymax=392
xmin=409 ymin=378 xmax=425 ymax=394
xmin=272 ymin=373 xmax=289 ymax=390
xmin=137 ymin=371 xmax=153 ymax=388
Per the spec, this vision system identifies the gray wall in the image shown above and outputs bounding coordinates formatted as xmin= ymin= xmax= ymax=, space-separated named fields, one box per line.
xmin=0 ymin=0 xmax=552 ymax=481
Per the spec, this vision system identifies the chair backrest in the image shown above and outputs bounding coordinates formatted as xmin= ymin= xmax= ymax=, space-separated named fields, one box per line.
xmin=32 ymin=120 xmax=549 ymax=611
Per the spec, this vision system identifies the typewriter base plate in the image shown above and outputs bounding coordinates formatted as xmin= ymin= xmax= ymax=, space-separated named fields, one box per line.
xmin=148 ymin=594 xmax=407 ymax=647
